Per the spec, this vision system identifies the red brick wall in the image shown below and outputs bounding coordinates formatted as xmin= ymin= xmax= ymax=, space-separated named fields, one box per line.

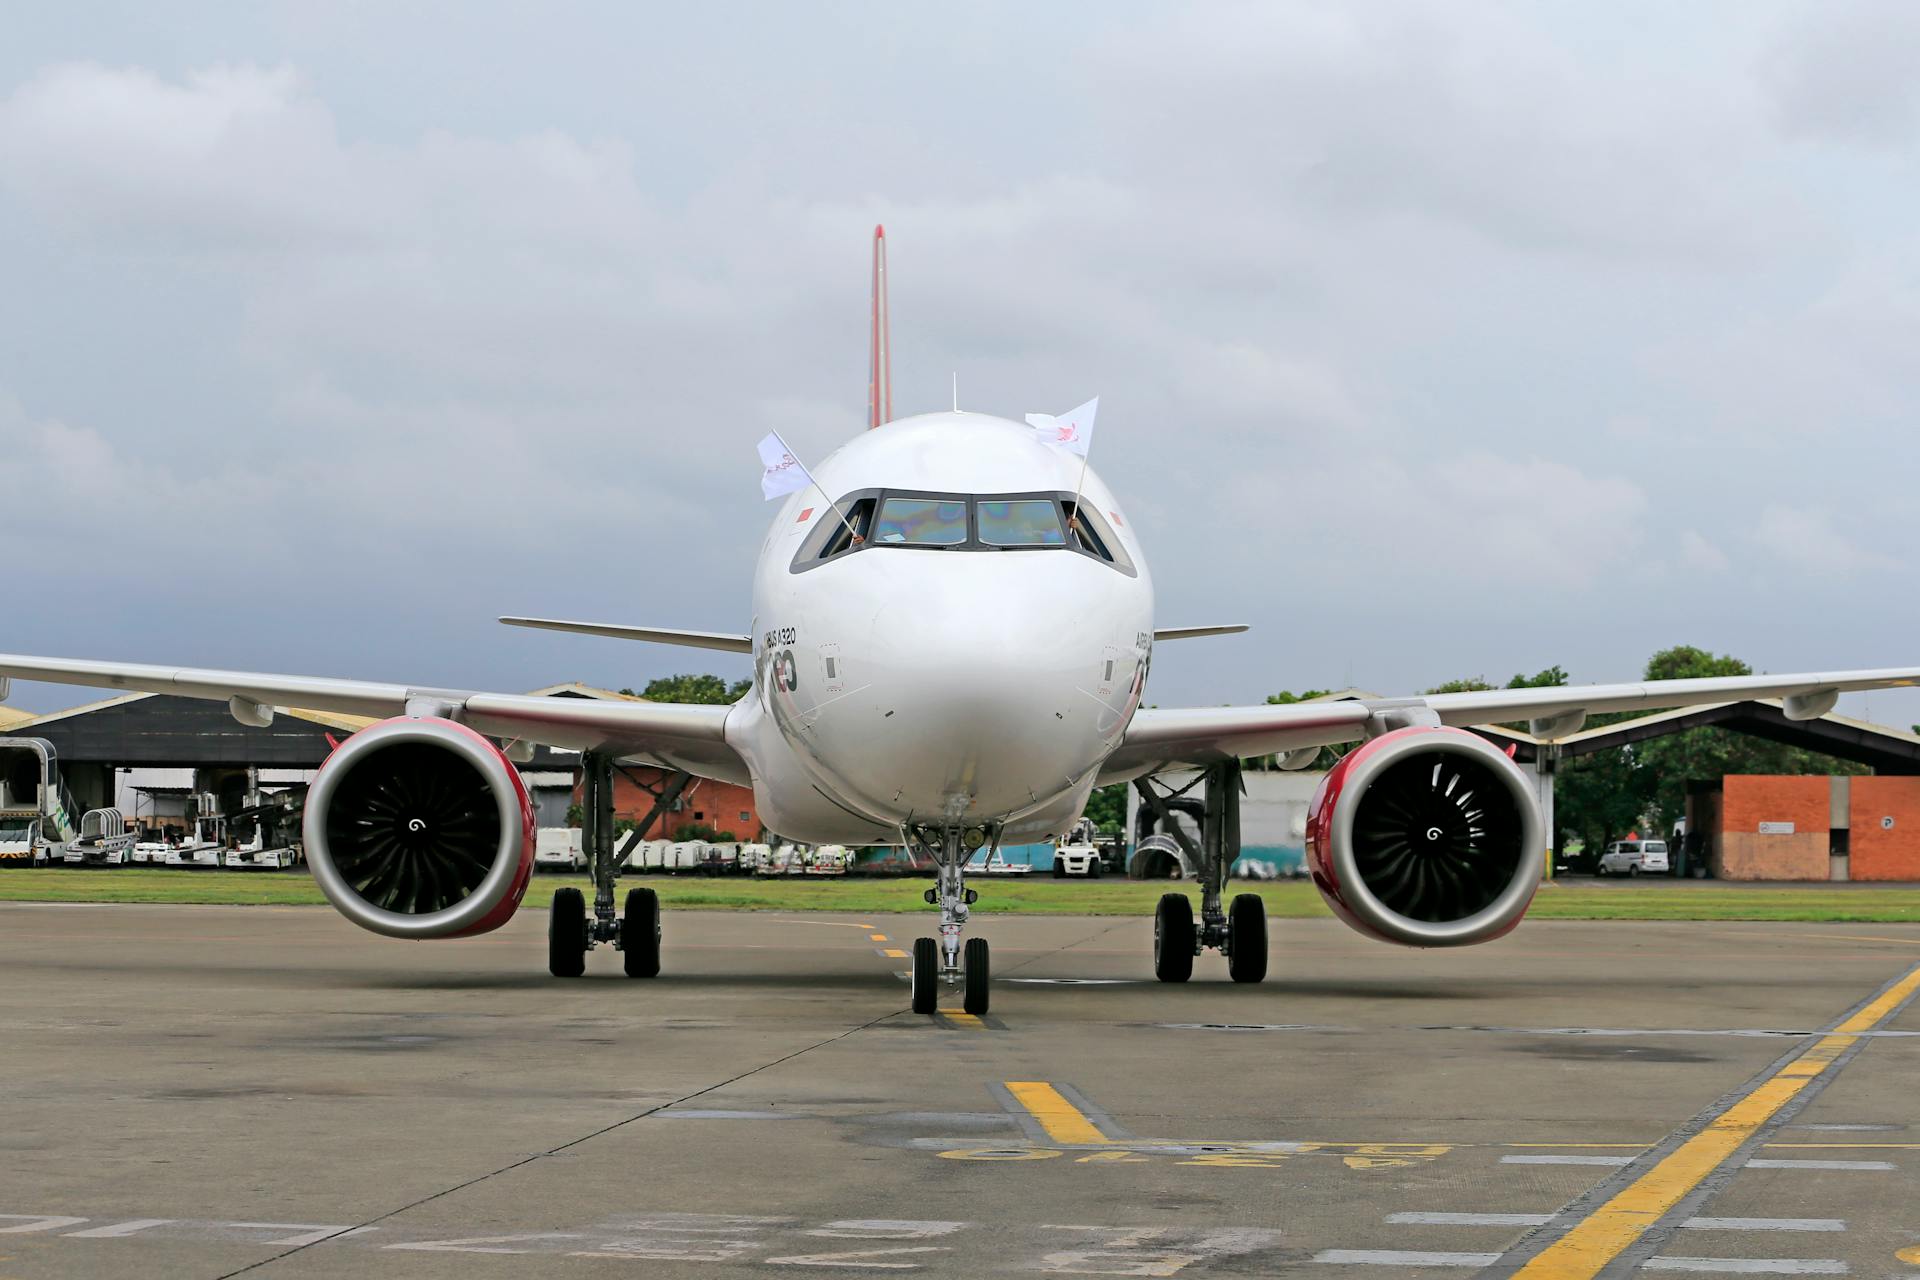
xmin=1714 ymin=777 xmax=1831 ymax=881
xmin=579 ymin=767 xmax=764 ymax=841
xmin=1720 ymin=776 xmax=1830 ymax=836
xmin=1848 ymin=777 xmax=1920 ymax=881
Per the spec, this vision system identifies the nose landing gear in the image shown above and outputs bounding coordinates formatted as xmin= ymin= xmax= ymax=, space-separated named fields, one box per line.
xmin=908 ymin=824 xmax=994 ymax=1016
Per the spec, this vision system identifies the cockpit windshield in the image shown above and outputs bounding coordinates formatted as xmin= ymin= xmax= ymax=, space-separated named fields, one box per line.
xmin=978 ymin=499 xmax=1066 ymax=547
xmin=793 ymin=490 xmax=1133 ymax=575
xmin=874 ymin=497 xmax=968 ymax=545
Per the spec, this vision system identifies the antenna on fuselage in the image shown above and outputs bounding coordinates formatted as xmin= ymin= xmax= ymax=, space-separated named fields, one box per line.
xmin=868 ymin=224 xmax=892 ymax=429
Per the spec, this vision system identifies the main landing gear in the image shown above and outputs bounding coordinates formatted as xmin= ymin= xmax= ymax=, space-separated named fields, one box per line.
xmin=907 ymin=824 xmax=993 ymax=1016
xmin=548 ymin=751 xmax=683 ymax=979
xmin=1136 ymin=759 xmax=1268 ymax=985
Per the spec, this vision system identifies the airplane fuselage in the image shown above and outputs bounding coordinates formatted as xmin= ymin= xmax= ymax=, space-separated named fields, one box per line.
xmin=726 ymin=413 xmax=1153 ymax=845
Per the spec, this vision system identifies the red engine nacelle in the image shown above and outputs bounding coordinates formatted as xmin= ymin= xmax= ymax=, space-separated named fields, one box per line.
xmin=302 ymin=716 xmax=535 ymax=939
xmin=1306 ymin=726 xmax=1542 ymax=947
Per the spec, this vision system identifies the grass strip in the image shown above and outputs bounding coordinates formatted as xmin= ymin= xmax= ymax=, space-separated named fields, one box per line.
xmin=2 ymin=871 xmax=1919 ymax=922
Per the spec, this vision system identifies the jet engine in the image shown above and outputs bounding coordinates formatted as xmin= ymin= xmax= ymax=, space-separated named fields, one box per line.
xmin=1305 ymin=726 xmax=1542 ymax=947
xmin=302 ymin=717 xmax=535 ymax=939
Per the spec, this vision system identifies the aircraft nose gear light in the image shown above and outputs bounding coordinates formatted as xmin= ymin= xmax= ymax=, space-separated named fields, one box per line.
xmin=907 ymin=822 xmax=998 ymax=1016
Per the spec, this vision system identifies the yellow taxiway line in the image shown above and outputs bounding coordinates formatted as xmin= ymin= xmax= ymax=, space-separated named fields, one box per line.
xmin=1512 ymin=960 xmax=1920 ymax=1280
xmin=1003 ymin=1081 xmax=1111 ymax=1145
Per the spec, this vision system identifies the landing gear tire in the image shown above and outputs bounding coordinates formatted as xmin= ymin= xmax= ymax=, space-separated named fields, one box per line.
xmin=963 ymin=936 xmax=990 ymax=1016
xmin=911 ymin=937 xmax=939 ymax=1015
xmin=1227 ymin=893 xmax=1268 ymax=984
xmin=549 ymin=886 xmax=587 ymax=978
xmin=1154 ymin=893 xmax=1194 ymax=983
xmin=621 ymin=887 xmax=661 ymax=978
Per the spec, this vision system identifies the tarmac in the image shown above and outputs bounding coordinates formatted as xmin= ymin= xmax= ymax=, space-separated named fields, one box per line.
xmin=1 ymin=898 xmax=1917 ymax=1278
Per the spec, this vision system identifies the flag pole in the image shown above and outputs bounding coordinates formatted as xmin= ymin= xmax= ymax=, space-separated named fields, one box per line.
xmin=763 ymin=430 xmax=864 ymax=548
xmin=1068 ymin=448 xmax=1092 ymax=536
xmin=815 ymin=478 xmax=866 ymax=549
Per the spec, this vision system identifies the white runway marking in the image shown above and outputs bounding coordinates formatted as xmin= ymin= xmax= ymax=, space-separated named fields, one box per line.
xmin=1745 ymin=1158 xmax=1895 ymax=1171
xmin=1681 ymin=1219 xmax=1845 ymax=1233
xmin=1641 ymin=1258 xmax=1847 ymax=1274
xmin=63 ymin=1219 xmax=174 ymax=1238
xmin=1386 ymin=1213 xmax=1553 ymax=1226
xmin=1501 ymin=1154 xmax=1636 ymax=1166
xmin=1315 ymin=1249 xmax=1499 ymax=1267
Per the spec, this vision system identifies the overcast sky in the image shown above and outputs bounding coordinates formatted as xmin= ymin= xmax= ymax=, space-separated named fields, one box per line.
xmin=3 ymin=1 xmax=1917 ymax=728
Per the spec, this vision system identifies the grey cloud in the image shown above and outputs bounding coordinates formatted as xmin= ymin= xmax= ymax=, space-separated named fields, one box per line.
xmin=1764 ymin=0 xmax=1920 ymax=144
xmin=0 ymin=3 xmax=1915 ymax=733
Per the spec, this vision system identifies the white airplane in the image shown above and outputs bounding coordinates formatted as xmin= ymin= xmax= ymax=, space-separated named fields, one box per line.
xmin=4 ymin=232 xmax=1916 ymax=1016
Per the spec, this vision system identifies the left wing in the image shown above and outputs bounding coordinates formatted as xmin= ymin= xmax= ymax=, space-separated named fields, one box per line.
xmin=0 ymin=652 xmax=748 ymax=782
xmin=1101 ymin=665 xmax=1920 ymax=780
xmin=499 ymin=616 xmax=754 ymax=653
xmin=1152 ymin=625 xmax=1249 ymax=642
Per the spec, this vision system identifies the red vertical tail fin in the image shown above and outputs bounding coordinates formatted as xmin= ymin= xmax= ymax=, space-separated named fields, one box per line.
xmin=868 ymin=224 xmax=891 ymax=429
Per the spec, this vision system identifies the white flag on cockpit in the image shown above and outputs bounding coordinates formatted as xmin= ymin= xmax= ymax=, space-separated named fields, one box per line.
xmin=1024 ymin=396 xmax=1098 ymax=457
xmin=757 ymin=430 xmax=814 ymax=501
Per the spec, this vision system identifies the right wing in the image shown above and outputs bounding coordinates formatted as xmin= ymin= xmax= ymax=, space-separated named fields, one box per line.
xmin=498 ymin=616 xmax=754 ymax=653
xmin=0 ymin=652 xmax=748 ymax=783
xmin=1102 ymin=665 xmax=1920 ymax=781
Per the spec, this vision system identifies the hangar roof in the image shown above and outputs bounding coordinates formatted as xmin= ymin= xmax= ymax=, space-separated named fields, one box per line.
xmin=1475 ymin=699 xmax=1920 ymax=776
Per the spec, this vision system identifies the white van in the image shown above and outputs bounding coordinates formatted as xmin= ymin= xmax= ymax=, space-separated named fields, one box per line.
xmin=1597 ymin=839 xmax=1669 ymax=877
xmin=535 ymin=827 xmax=585 ymax=872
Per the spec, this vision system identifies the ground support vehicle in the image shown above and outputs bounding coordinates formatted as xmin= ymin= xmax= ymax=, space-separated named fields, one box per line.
xmin=1597 ymin=839 xmax=1670 ymax=877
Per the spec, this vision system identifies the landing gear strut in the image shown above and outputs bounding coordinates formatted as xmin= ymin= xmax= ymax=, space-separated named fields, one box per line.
xmin=907 ymin=824 xmax=993 ymax=1016
xmin=1135 ymin=760 xmax=1267 ymax=984
xmin=547 ymin=751 xmax=687 ymax=978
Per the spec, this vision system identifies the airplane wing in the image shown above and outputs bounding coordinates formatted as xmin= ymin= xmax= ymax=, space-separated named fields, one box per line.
xmin=1100 ymin=666 xmax=1920 ymax=781
xmin=0 ymin=652 xmax=748 ymax=783
xmin=498 ymin=616 xmax=754 ymax=653
xmin=1152 ymin=625 xmax=1249 ymax=641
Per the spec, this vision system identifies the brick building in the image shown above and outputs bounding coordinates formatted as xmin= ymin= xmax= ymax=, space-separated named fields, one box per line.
xmin=600 ymin=765 xmax=764 ymax=841
xmin=1700 ymin=775 xmax=1920 ymax=881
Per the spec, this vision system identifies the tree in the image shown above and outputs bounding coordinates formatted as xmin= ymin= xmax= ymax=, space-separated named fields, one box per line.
xmin=1631 ymin=645 xmax=1864 ymax=836
xmin=642 ymin=674 xmax=753 ymax=704
xmin=1081 ymin=783 xmax=1128 ymax=834
xmin=1425 ymin=677 xmax=1496 ymax=694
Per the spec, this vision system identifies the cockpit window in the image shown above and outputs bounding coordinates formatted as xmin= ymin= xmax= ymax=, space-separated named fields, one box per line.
xmin=873 ymin=497 xmax=968 ymax=546
xmin=791 ymin=489 xmax=1135 ymax=576
xmin=978 ymin=499 xmax=1066 ymax=547
xmin=1064 ymin=501 xmax=1132 ymax=572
